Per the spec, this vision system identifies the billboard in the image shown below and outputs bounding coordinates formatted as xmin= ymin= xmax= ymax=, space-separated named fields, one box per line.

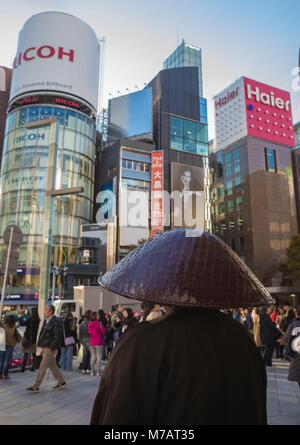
xmin=243 ymin=77 xmax=295 ymax=147
xmin=95 ymin=177 xmax=116 ymax=224
xmin=108 ymin=88 xmax=152 ymax=141
xmin=171 ymin=162 xmax=205 ymax=230
xmin=10 ymin=12 xmax=100 ymax=111
xmin=151 ymin=151 xmax=164 ymax=237
xmin=214 ymin=76 xmax=295 ymax=150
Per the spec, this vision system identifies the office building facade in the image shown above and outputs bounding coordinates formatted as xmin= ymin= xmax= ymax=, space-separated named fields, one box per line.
xmin=163 ymin=39 xmax=203 ymax=97
xmin=211 ymin=77 xmax=297 ymax=288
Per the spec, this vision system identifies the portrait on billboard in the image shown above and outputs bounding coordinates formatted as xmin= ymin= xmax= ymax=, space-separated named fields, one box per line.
xmin=170 ymin=162 xmax=205 ymax=229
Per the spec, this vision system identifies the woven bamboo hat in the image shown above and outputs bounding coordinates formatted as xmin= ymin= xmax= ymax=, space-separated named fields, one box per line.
xmin=98 ymin=229 xmax=275 ymax=309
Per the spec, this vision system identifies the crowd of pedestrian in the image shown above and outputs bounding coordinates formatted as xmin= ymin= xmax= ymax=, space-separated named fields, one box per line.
xmin=223 ymin=303 xmax=300 ymax=388
xmin=1 ymin=302 xmax=160 ymax=385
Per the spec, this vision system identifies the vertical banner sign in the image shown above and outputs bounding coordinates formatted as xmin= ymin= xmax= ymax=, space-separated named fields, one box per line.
xmin=151 ymin=151 xmax=164 ymax=238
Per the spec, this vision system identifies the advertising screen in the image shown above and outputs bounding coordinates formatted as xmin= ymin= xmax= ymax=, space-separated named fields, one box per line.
xmin=171 ymin=162 xmax=205 ymax=230
xmin=10 ymin=12 xmax=100 ymax=111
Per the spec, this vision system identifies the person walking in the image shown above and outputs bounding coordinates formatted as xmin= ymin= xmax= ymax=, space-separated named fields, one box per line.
xmin=275 ymin=306 xmax=286 ymax=359
xmin=0 ymin=315 xmax=21 ymax=380
xmin=21 ymin=307 xmax=40 ymax=372
xmin=60 ymin=312 xmax=77 ymax=371
xmin=91 ymin=229 xmax=273 ymax=425
xmin=121 ymin=308 xmax=138 ymax=335
xmin=98 ymin=309 xmax=109 ymax=360
xmin=26 ymin=305 xmax=66 ymax=393
xmin=111 ymin=305 xmax=123 ymax=347
xmin=259 ymin=306 xmax=282 ymax=367
xmin=252 ymin=307 xmax=264 ymax=353
xmin=284 ymin=306 xmax=300 ymax=389
xmin=88 ymin=312 xmax=106 ymax=376
xmin=79 ymin=310 xmax=91 ymax=373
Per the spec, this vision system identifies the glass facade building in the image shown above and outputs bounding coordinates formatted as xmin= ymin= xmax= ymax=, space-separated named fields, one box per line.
xmin=0 ymin=103 xmax=96 ymax=303
xmin=169 ymin=115 xmax=208 ymax=155
xmin=163 ymin=40 xmax=203 ymax=97
xmin=107 ymin=88 xmax=152 ymax=141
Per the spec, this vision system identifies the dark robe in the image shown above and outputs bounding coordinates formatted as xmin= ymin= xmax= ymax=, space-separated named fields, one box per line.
xmin=90 ymin=308 xmax=267 ymax=425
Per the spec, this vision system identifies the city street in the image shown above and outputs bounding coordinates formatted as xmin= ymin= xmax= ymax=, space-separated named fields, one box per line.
xmin=0 ymin=357 xmax=299 ymax=425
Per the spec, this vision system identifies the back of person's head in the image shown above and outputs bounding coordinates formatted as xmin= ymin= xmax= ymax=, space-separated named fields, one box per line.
xmin=283 ymin=301 xmax=291 ymax=308
xmin=30 ymin=307 xmax=40 ymax=323
xmin=98 ymin=309 xmax=106 ymax=323
xmin=90 ymin=312 xmax=98 ymax=321
xmin=111 ymin=305 xmax=117 ymax=313
xmin=4 ymin=315 xmax=16 ymax=328
xmin=84 ymin=310 xmax=91 ymax=320
xmin=295 ymin=305 xmax=300 ymax=317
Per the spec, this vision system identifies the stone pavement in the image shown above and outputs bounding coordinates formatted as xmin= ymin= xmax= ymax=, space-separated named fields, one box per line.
xmin=0 ymin=357 xmax=299 ymax=425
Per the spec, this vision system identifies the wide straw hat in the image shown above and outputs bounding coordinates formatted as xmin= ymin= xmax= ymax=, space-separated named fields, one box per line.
xmin=98 ymin=229 xmax=275 ymax=309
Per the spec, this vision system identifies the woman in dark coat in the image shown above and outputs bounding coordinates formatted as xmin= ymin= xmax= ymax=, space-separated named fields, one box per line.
xmin=21 ymin=307 xmax=40 ymax=372
xmin=284 ymin=306 xmax=300 ymax=387
xmin=91 ymin=229 xmax=275 ymax=425
xmin=120 ymin=308 xmax=138 ymax=335
xmin=259 ymin=306 xmax=282 ymax=367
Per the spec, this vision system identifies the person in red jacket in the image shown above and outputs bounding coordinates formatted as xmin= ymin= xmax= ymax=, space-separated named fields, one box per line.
xmin=88 ymin=312 xmax=106 ymax=376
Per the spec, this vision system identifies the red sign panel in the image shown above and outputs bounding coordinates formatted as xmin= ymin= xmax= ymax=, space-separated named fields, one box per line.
xmin=244 ymin=77 xmax=295 ymax=147
xmin=151 ymin=151 xmax=164 ymax=238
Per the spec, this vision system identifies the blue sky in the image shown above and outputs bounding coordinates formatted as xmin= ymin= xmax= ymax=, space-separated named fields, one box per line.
xmin=0 ymin=0 xmax=299 ymax=138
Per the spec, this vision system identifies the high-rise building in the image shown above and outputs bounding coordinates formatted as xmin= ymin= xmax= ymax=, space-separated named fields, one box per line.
xmin=99 ymin=66 xmax=210 ymax=265
xmin=0 ymin=12 xmax=100 ymax=305
xmin=210 ymin=77 xmax=297 ymax=298
xmin=163 ymin=39 xmax=203 ymax=97
xmin=0 ymin=67 xmax=12 ymax=168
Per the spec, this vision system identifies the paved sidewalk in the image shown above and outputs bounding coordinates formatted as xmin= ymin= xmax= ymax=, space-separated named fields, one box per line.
xmin=0 ymin=358 xmax=299 ymax=425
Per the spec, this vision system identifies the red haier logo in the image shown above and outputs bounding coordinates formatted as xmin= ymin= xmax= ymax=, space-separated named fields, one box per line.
xmin=215 ymin=87 xmax=239 ymax=109
xmin=246 ymin=83 xmax=290 ymax=111
xmin=13 ymin=45 xmax=75 ymax=68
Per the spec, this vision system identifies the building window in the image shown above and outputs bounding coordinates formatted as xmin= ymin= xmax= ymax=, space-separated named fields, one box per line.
xmin=216 ymin=152 xmax=223 ymax=178
xmin=220 ymin=221 xmax=226 ymax=235
xmin=233 ymin=149 xmax=240 ymax=173
xmin=219 ymin=202 xmax=225 ymax=215
xmin=108 ymin=166 xmax=117 ymax=176
xmin=211 ymin=187 xmax=216 ymax=201
xmin=265 ymin=148 xmax=277 ymax=173
xmin=229 ymin=218 xmax=235 ymax=232
xmin=235 ymin=177 xmax=241 ymax=193
xmin=228 ymin=199 xmax=234 ymax=214
xmin=218 ymin=185 xmax=224 ymax=199
xmin=169 ymin=116 xmax=208 ymax=155
xmin=225 ymin=153 xmax=232 ymax=177
xmin=226 ymin=180 xmax=233 ymax=196
xmin=238 ymin=217 xmax=244 ymax=231
xmin=236 ymin=196 xmax=242 ymax=212
xmin=230 ymin=239 xmax=235 ymax=251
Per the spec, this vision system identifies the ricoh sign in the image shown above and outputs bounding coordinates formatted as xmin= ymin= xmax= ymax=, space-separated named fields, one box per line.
xmin=214 ymin=76 xmax=295 ymax=149
xmin=9 ymin=12 xmax=100 ymax=111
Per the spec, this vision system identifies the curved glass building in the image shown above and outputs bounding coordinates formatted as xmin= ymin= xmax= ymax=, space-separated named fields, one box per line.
xmin=0 ymin=103 xmax=96 ymax=301
xmin=0 ymin=11 xmax=100 ymax=305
